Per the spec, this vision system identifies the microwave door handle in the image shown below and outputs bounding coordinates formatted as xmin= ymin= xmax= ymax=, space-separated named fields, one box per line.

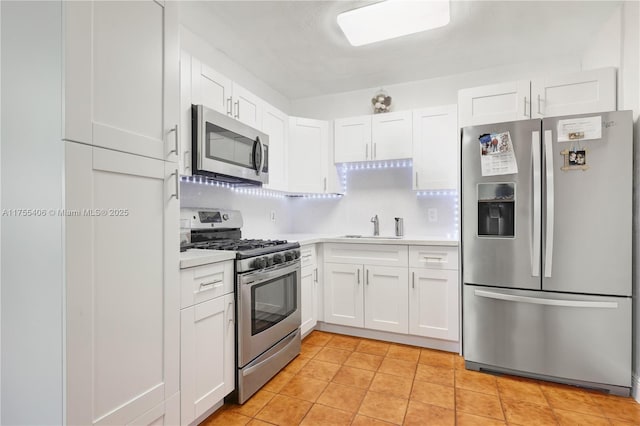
xmin=254 ymin=136 xmax=264 ymax=176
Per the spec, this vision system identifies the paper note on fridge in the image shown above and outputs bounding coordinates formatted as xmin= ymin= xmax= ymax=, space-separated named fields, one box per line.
xmin=557 ymin=116 xmax=602 ymax=142
xmin=478 ymin=131 xmax=518 ymax=176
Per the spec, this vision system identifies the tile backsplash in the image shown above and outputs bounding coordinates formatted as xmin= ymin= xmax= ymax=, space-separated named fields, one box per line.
xmin=180 ymin=167 xmax=458 ymax=239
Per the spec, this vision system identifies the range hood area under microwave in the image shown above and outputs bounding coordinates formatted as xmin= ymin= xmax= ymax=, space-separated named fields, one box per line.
xmin=192 ymin=104 xmax=269 ymax=185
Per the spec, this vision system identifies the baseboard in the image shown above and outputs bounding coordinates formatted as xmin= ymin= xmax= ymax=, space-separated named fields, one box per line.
xmin=633 ymin=374 xmax=640 ymax=402
xmin=316 ymin=322 xmax=460 ymax=353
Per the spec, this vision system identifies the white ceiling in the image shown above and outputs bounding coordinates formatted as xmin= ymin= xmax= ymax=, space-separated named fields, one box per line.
xmin=180 ymin=1 xmax=621 ymax=100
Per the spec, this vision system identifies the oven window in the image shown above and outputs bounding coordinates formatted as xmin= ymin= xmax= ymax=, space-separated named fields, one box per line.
xmin=251 ymin=273 xmax=297 ymax=335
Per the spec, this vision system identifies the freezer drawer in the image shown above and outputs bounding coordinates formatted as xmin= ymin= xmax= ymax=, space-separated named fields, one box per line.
xmin=463 ymin=285 xmax=631 ymax=391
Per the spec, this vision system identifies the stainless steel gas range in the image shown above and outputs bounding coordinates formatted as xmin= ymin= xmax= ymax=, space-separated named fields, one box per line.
xmin=181 ymin=208 xmax=301 ymax=404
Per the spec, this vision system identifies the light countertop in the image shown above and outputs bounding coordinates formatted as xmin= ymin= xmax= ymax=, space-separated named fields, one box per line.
xmin=179 ymin=249 xmax=236 ymax=269
xmin=180 ymin=234 xmax=458 ymax=268
xmin=245 ymin=233 xmax=459 ymax=247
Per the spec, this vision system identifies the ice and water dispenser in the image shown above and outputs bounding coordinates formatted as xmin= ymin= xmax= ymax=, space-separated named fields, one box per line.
xmin=477 ymin=183 xmax=515 ymax=237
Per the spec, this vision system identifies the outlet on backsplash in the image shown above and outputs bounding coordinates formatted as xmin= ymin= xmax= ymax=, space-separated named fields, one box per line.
xmin=428 ymin=208 xmax=438 ymax=222
xmin=270 ymin=210 xmax=276 ymax=222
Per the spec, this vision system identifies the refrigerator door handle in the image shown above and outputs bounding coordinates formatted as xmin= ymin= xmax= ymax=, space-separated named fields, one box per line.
xmin=531 ymin=131 xmax=541 ymax=277
xmin=544 ymin=130 xmax=554 ymax=277
xmin=474 ymin=290 xmax=618 ymax=309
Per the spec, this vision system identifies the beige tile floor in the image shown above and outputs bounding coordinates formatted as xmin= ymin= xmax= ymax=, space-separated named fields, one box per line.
xmin=202 ymin=331 xmax=640 ymax=425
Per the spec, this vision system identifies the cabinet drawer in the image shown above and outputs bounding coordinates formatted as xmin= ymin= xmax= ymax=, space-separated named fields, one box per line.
xmin=409 ymin=246 xmax=458 ymax=270
xmin=180 ymin=260 xmax=234 ymax=308
xmin=300 ymin=244 xmax=317 ymax=268
xmin=324 ymin=243 xmax=408 ymax=267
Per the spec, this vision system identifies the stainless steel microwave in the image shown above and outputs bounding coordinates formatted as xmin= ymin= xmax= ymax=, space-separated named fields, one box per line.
xmin=192 ymin=104 xmax=269 ymax=185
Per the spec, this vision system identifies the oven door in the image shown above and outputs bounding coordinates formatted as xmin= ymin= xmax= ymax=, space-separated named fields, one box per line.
xmin=238 ymin=261 xmax=301 ymax=367
xmin=193 ymin=104 xmax=269 ymax=184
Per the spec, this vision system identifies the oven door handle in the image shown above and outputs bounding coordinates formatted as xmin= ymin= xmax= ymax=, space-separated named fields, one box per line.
xmin=240 ymin=262 xmax=300 ymax=286
xmin=241 ymin=330 xmax=299 ymax=377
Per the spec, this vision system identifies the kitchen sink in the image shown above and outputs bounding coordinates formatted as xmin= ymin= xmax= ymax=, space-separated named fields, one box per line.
xmin=342 ymin=235 xmax=403 ymax=239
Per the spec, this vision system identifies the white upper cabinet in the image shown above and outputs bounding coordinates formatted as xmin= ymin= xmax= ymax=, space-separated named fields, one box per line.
xmin=63 ymin=0 xmax=179 ymax=162
xmin=193 ymin=59 xmax=233 ymax=116
xmin=334 ymin=115 xmax=372 ymax=162
xmin=289 ymin=117 xmax=335 ymax=193
xmin=458 ymin=67 xmax=617 ymax=127
xmin=334 ymin=111 xmax=412 ymax=163
xmin=458 ymin=80 xmax=531 ymax=128
xmin=232 ymin=82 xmax=263 ymax=130
xmin=371 ymin=110 xmax=413 ymax=161
xmin=262 ymin=104 xmax=289 ymax=191
xmin=191 ymin=58 xmax=264 ymax=130
xmin=531 ymin=67 xmax=616 ymax=118
xmin=412 ymin=105 xmax=458 ymax=191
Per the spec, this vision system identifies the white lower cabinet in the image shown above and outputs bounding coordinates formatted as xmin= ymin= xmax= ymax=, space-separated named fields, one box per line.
xmin=408 ymin=246 xmax=460 ymax=341
xmin=180 ymin=261 xmax=235 ymax=426
xmin=409 ymin=268 xmax=459 ymax=340
xmin=300 ymin=244 xmax=319 ymax=335
xmin=129 ymin=392 xmax=180 ymax=426
xmin=364 ymin=265 xmax=409 ymax=334
xmin=323 ymin=243 xmax=459 ymax=342
xmin=324 ymin=263 xmax=364 ymax=328
xmin=323 ymin=244 xmax=409 ymax=333
xmin=65 ymin=142 xmax=179 ymax=426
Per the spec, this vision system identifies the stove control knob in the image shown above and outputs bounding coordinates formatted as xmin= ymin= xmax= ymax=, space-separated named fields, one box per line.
xmin=222 ymin=213 xmax=229 ymax=221
xmin=292 ymin=250 xmax=301 ymax=259
xmin=284 ymin=251 xmax=294 ymax=261
xmin=273 ymin=253 xmax=284 ymax=264
xmin=265 ymin=256 xmax=274 ymax=267
xmin=251 ymin=257 xmax=266 ymax=269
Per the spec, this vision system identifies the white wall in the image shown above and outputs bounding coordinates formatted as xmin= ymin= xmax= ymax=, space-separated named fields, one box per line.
xmin=581 ymin=5 xmax=622 ymax=72
xmin=1 ymin=2 xmax=64 ymax=424
xmin=181 ymin=27 xmax=292 ymax=115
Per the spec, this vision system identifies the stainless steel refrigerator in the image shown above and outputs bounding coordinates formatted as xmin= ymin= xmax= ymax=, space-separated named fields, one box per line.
xmin=461 ymin=110 xmax=632 ymax=396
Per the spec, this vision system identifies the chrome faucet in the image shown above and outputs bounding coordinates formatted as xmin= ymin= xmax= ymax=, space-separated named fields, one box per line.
xmin=371 ymin=214 xmax=379 ymax=236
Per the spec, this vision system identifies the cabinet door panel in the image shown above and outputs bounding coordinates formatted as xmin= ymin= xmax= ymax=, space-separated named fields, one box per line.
xmin=66 ymin=142 xmax=178 ymax=426
xmin=289 ymin=117 xmax=328 ymax=193
xmin=412 ymin=105 xmax=458 ymax=191
xmin=64 ymin=1 xmax=177 ymax=161
xmin=197 ymin=60 xmax=233 ymax=116
xmin=334 ymin=115 xmax=371 ymax=162
xmin=409 ymin=269 xmax=459 ymax=340
xmin=372 ymin=111 xmax=413 ymax=160
xmin=324 ymin=263 xmax=364 ymax=327
xmin=458 ymin=80 xmax=530 ymax=127
xmin=181 ymin=294 xmax=234 ymax=426
xmin=262 ymin=104 xmax=289 ymax=191
xmin=531 ymin=67 xmax=616 ymax=118
xmin=364 ymin=266 xmax=409 ymax=333
xmin=233 ymin=82 xmax=263 ymax=130
xmin=127 ymin=393 xmax=179 ymax=426
xmin=301 ymin=265 xmax=317 ymax=335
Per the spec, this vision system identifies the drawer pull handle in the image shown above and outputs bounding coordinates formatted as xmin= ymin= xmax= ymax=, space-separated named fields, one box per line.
xmin=302 ymin=254 xmax=312 ymax=259
xmin=200 ymin=279 xmax=223 ymax=289
xmin=424 ymin=256 xmax=445 ymax=263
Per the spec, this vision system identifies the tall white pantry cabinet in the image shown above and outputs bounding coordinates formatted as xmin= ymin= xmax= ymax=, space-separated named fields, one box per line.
xmin=66 ymin=1 xmax=180 ymax=425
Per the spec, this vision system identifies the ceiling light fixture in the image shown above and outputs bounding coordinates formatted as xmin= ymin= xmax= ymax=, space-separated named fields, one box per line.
xmin=337 ymin=0 xmax=450 ymax=47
